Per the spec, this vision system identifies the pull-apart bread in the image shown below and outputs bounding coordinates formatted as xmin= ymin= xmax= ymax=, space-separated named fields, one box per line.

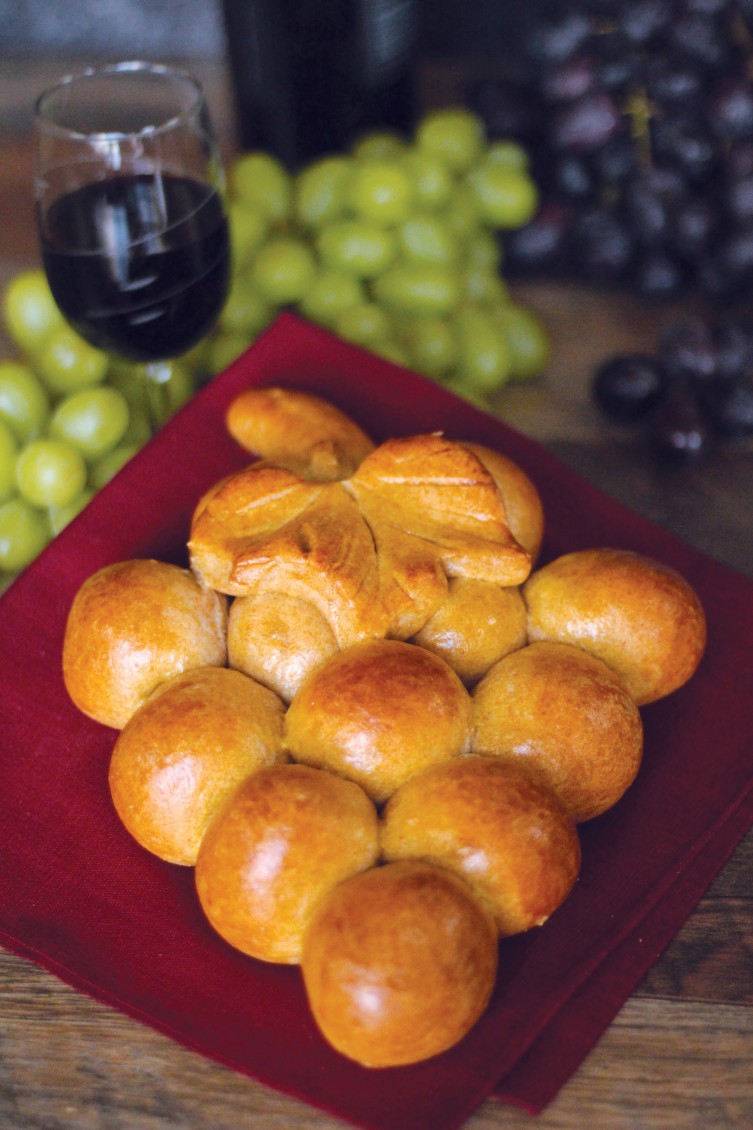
xmin=61 ymin=384 xmax=708 ymax=1070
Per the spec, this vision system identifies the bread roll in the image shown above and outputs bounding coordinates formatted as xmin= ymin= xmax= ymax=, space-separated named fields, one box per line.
xmin=411 ymin=577 xmax=527 ymax=684
xmin=523 ymin=547 xmax=707 ymax=705
xmin=381 ymin=756 xmax=580 ymax=936
xmin=188 ymin=464 xmax=387 ymax=646
xmin=63 ymin=559 xmax=228 ymax=729
xmin=462 ymin=442 xmax=545 ymax=562
xmin=109 ymin=667 xmax=286 ymax=865
xmin=284 ymin=639 xmax=473 ymax=804
xmin=228 ymin=590 xmax=339 ymax=703
xmin=195 ymin=764 xmax=379 ymax=963
xmin=346 ymin=433 xmax=532 ymax=587
xmin=226 ymin=386 xmax=375 ymax=480
xmin=472 ymin=641 xmax=643 ymax=822
xmin=301 ymin=859 xmax=498 ymax=1067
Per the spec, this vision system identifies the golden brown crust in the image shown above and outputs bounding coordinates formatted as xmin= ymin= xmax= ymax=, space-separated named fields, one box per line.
xmin=195 ymin=763 xmax=379 ymax=963
xmin=381 ymin=756 xmax=580 ymax=936
xmin=284 ymin=638 xmax=473 ymax=804
xmin=523 ymin=547 xmax=707 ymax=705
xmin=300 ymin=859 xmax=498 ymax=1067
xmin=62 ymin=559 xmax=228 ymax=730
xmin=462 ymin=442 xmax=545 ymax=562
xmin=225 ymin=386 xmax=375 ymax=481
xmin=346 ymin=433 xmax=532 ymax=588
xmin=188 ymin=464 xmax=387 ymax=646
xmin=227 ymin=591 xmax=340 ymax=703
xmin=471 ymin=641 xmax=644 ymax=822
xmin=411 ymin=577 xmax=528 ymax=683
xmin=109 ymin=667 xmax=286 ymax=865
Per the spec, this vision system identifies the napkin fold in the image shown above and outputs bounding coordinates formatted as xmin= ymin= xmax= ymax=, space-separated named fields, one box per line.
xmin=2 ymin=312 xmax=752 ymax=1130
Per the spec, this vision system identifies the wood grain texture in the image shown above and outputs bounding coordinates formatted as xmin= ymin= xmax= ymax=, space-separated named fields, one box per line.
xmin=1 ymin=56 xmax=752 ymax=1130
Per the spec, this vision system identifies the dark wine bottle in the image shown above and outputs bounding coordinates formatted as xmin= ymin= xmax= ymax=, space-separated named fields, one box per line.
xmin=220 ymin=0 xmax=420 ymax=168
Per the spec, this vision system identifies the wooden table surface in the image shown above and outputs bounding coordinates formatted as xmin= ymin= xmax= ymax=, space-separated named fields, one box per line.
xmin=1 ymin=58 xmax=752 ymax=1130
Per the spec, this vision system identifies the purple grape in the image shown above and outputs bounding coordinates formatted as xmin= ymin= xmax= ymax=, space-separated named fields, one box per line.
xmin=650 ymin=381 xmax=714 ymax=464
xmin=702 ymin=379 xmax=753 ymax=437
xmin=659 ymin=318 xmax=717 ymax=383
xmin=632 ymin=250 xmax=685 ymax=301
xmin=592 ymin=353 xmax=666 ymax=420
xmin=708 ymin=77 xmax=753 ymax=142
xmin=551 ymin=90 xmax=623 ymax=152
xmin=528 ymin=9 xmax=594 ymax=65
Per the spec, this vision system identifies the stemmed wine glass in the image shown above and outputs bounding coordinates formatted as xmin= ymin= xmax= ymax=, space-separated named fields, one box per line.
xmin=34 ymin=61 xmax=231 ymax=419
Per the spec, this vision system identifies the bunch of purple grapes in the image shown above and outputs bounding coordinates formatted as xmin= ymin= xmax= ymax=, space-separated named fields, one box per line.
xmin=469 ymin=0 xmax=753 ymax=302
xmin=592 ymin=313 xmax=753 ymax=460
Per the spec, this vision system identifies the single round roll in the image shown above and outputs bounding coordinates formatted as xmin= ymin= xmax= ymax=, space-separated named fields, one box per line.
xmin=381 ymin=756 xmax=580 ymax=936
xmin=301 ymin=859 xmax=498 ymax=1067
xmin=472 ymin=641 xmax=643 ymax=822
xmin=228 ymin=590 xmax=340 ymax=703
xmin=225 ymin=386 xmax=375 ymax=481
xmin=523 ymin=547 xmax=707 ymax=705
xmin=63 ymin=559 xmax=228 ymax=729
xmin=109 ymin=667 xmax=286 ymax=865
xmin=195 ymin=764 xmax=379 ymax=963
xmin=462 ymin=441 xmax=545 ymax=562
xmin=284 ymin=639 xmax=472 ymax=804
xmin=411 ymin=577 xmax=527 ymax=684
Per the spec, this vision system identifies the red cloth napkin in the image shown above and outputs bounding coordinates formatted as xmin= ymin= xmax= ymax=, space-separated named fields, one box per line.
xmin=2 ymin=311 xmax=752 ymax=1130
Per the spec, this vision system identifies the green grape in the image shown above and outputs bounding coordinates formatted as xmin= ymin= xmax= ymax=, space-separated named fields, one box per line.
xmin=50 ymin=386 xmax=130 ymax=460
xmin=220 ymin=274 xmax=275 ymax=337
xmin=89 ymin=444 xmax=141 ymax=491
xmin=298 ymin=269 xmax=365 ymax=326
xmin=48 ymin=489 xmax=94 ymax=536
xmin=485 ymin=140 xmax=530 ymax=171
xmin=453 ymin=306 xmax=513 ymax=393
xmin=397 ymin=215 xmax=461 ymax=267
xmin=227 ymin=203 xmax=270 ymax=270
xmin=36 ymin=325 xmax=109 ymax=396
xmin=441 ymin=186 xmax=482 ymax=240
xmin=250 ymin=237 xmax=317 ymax=305
xmin=352 ymin=131 xmax=408 ymax=162
xmin=371 ymin=339 xmax=410 ymax=365
xmin=465 ymin=230 xmax=503 ymax=272
xmin=464 ymin=163 xmax=539 ymax=230
xmin=490 ymin=302 xmax=551 ymax=381
xmin=0 ymin=360 xmax=49 ymax=443
xmin=206 ymin=331 xmax=251 ymax=375
xmin=295 ymin=156 xmax=354 ymax=228
xmin=400 ymin=151 xmax=454 ymax=212
xmin=0 ymin=418 xmax=19 ymax=503
xmin=333 ymin=302 xmax=392 ymax=347
xmin=459 ymin=265 xmax=509 ymax=305
xmin=121 ymin=404 xmax=153 ymax=447
xmin=15 ymin=438 xmax=87 ymax=509
xmin=372 ymin=264 xmax=461 ymax=318
xmin=230 ymin=152 xmax=293 ymax=223
xmin=317 ymin=220 xmax=397 ymax=279
xmin=416 ymin=108 xmax=486 ymax=173
xmin=401 ymin=317 xmax=458 ymax=378
xmin=346 ymin=160 xmax=415 ymax=227
xmin=0 ymin=497 xmax=50 ymax=572
xmin=2 ymin=269 xmax=66 ymax=355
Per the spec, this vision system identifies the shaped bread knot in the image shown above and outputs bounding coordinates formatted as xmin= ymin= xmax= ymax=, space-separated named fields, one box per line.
xmin=189 ymin=433 xmax=532 ymax=650
xmin=225 ymin=386 xmax=375 ymax=481
xmin=188 ymin=462 xmax=386 ymax=648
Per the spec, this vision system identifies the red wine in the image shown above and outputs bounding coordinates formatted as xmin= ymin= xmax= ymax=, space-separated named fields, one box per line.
xmin=40 ymin=174 xmax=230 ymax=362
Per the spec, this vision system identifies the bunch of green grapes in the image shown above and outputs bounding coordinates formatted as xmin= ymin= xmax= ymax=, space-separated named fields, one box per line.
xmin=198 ymin=107 xmax=551 ymax=397
xmin=0 ymin=270 xmax=194 ymax=587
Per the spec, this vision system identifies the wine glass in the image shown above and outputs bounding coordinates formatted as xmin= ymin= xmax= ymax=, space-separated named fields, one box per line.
xmin=34 ymin=61 xmax=231 ymax=419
